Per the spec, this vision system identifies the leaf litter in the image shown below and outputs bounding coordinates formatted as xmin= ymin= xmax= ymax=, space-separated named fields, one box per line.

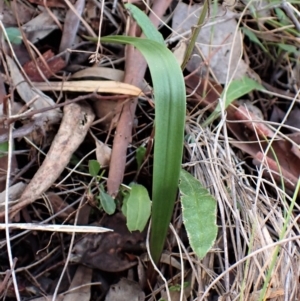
xmin=172 ymin=2 xmax=249 ymax=83
xmin=1 ymin=1 xmax=300 ymax=301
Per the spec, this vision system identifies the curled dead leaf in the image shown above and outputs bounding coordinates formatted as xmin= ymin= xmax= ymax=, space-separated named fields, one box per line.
xmin=89 ymin=130 xmax=111 ymax=166
xmin=71 ymin=213 xmax=145 ymax=272
xmin=95 ymin=138 xmax=111 ymax=167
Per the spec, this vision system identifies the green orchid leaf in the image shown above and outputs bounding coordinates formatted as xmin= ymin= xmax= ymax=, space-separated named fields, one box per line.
xmin=86 ymin=34 xmax=186 ymax=263
xmin=86 ymin=4 xmax=186 ymax=263
xmin=125 ymin=3 xmax=165 ymax=45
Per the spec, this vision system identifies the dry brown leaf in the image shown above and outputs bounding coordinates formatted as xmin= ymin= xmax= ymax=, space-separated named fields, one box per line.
xmin=173 ymin=40 xmax=187 ymax=66
xmin=71 ymin=68 xmax=126 ymax=129
xmin=186 ymin=75 xmax=222 ymax=107
xmin=245 ymin=0 xmax=271 ymax=19
xmin=236 ymin=99 xmax=264 ymax=120
xmin=46 ymin=192 xmax=75 ymax=220
xmin=71 ymin=213 xmax=144 ymax=272
xmin=27 ymin=0 xmax=70 ymax=8
xmin=254 ymin=152 xmax=299 ymax=191
xmin=59 ymin=0 xmax=85 ymax=62
xmin=172 ymin=3 xmax=248 ymax=83
xmin=92 ymin=98 xmax=121 ymax=130
xmin=63 ymin=266 xmax=92 ymax=301
xmin=95 ymin=139 xmax=111 ymax=167
xmin=23 ymin=11 xmax=60 ymax=44
xmin=0 ymin=121 xmax=44 ymax=143
xmin=6 ymin=55 xmax=62 ymax=127
xmin=2 ymin=0 xmax=35 ymax=26
xmin=32 ymin=80 xmax=143 ymax=96
xmin=71 ymin=68 xmax=125 ymax=129
xmin=283 ymin=133 xmax=300 ymax=159
xmin=228 ymin=112 xmax=300 ymax=194
xmin=284 ymin=107 xmax=300 ymax=132
xmin=1 ymin=102 xmax=95 ymax=218
xmin=23 ymin=50 xmax=66 ymax=82
xmin=61 ymin=206 xmax=93 ymax=301
xmin=71 ymin=67 xmax=124 ymax=81
xmin=233 ymin=106 xmax=275 ymax=138
xmin=105 ymin=278 xmax=145 ymax=301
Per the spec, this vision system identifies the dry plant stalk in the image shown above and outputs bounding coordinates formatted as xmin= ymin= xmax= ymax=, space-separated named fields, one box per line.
xmin=107 ymin=0 xmax=173 ymax=196
xmin=0 ymin=102 xmax=95 ymax=219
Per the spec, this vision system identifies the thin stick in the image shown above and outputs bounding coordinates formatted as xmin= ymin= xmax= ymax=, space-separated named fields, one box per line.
xmin=107 ymin=0 xmax=173 ymax=196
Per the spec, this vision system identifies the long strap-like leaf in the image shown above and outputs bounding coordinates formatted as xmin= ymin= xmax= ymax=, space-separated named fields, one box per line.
xmin=124 ymin=3 xmax=186 ymax=263
xmin=125 ymin=3 xmax=165 ymax=45
xmin=99 ymin=36 xmax=186 ymax=263
xmin=86 ymin=4 xmax=186 ymax=263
